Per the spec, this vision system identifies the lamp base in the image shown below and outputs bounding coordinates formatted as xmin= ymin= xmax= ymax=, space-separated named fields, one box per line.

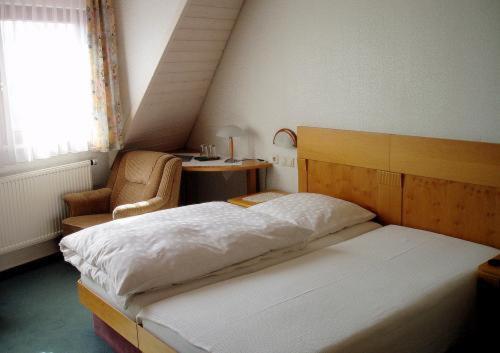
xmin=224 ymin=158 xmax=239 ymax=163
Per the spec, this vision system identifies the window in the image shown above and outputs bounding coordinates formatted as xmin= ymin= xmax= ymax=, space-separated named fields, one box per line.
xmin=0 ymin=0 xmax=93 ymax=166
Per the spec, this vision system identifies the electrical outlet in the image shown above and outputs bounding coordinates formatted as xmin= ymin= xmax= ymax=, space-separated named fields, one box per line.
xmin=273 ymin=155 xmax=295 ymax=168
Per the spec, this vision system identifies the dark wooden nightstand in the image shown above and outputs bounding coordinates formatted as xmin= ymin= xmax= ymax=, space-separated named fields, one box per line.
xmin=478 ymin=255 xmax=500 ymax=288
xmin=476 ymin=255 xmax=500 ymax=351
xmin=227 ymin=190 xmax=289 ymax=208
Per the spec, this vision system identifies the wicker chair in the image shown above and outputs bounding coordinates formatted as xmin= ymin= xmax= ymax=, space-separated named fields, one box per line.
xmin=62 ymin=151 xmax=182 ymax=235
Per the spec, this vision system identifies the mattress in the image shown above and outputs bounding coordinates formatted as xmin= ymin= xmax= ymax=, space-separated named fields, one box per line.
xmin=139 ymin=225 xmax=498 ymax=353
xmin=81 ymin=221 xmax=381 ymax=319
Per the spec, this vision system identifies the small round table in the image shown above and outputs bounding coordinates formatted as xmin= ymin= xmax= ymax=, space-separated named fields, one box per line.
xmin=182 ymin=159 xmax=273 ymax=196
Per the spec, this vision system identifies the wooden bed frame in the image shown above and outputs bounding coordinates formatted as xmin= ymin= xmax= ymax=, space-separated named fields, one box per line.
xmin=77 ymin=126 xmax=500 ymax=353
xmin=298 ymin=127 xmax=500 ymax=248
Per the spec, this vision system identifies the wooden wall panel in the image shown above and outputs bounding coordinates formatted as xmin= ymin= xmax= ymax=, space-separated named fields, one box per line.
xmin=403 ymin=175 xmax=500 ymax=248
xmin=124 ymin=0 xmax=245 ymax=150
xmin=377 ymin=171 xmax=402 ymax=225
xmin=155 ymin=71 xmax=215 ymax=83
xmin=307 ymin=160 xmax=379 ymax=213
xmin=297 ymin=126 xmax=499 ymax=246
xmin=298 ymin=158 xmax=308 ymax=192
xmin=297 ymin=126 xmax=391 ymax=170
xmin=177 ymin=17 xmax=236 ymax=30
xmin=190 ymin=0 xmax=244 ymax=8
xmin=187 ymin=5 xmax=240 ymax=19
xmin=173 ymin=29 xmax=232 ymax=41
xmin=391 ymin=135 xmax=500 ymax=188
xmin=305 ymin=160 xmax=401 ymax=225
xmin=164 ymin=50 xmax=224 ymax=63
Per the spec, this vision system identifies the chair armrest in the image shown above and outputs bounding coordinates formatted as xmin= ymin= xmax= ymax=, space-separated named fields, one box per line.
xmin=157 ymin=156 xmax=182 ymax=209
xmin=112 ymin=196 xmax=165 ymax=220
xmin=63 ymin=188 xmax=112 ymax=217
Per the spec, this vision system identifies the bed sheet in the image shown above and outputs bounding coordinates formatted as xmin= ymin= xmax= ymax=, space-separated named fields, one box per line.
xmin=139 ymin=225 xmax=498 ymax=353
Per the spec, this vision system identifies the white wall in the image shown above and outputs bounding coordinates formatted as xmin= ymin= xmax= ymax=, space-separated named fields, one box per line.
xmin=189 ymin=0 xmax=500 ymax=192
xmin=115 ymin=0 xmax=186 ymax=122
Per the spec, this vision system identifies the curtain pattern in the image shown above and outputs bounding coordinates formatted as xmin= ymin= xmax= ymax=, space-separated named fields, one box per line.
xmin=86 ymin=0 xmax=123 ymax=151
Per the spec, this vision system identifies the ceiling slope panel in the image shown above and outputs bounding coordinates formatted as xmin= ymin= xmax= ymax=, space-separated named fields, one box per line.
xmin=124 ymin=0 xmax=245 ymax=151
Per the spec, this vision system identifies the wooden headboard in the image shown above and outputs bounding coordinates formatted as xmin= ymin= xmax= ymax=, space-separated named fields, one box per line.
xmin=297 ymin=126 xmax=500 ymax=248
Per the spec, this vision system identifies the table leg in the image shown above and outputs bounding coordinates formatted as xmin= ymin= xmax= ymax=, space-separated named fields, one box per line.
xmin=246 ymin=169 xmax=258 ymax=194
xmin=182 ymin=172 xmax=196 ymax=205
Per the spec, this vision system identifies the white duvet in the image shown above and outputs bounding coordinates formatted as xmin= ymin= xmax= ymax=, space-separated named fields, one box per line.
xmin=60 ymin=202 xmax=311 ymax=297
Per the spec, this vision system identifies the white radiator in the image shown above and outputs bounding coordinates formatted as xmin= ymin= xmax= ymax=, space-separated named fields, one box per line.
xmin=0 ymin=160 xmax=93 ymax=255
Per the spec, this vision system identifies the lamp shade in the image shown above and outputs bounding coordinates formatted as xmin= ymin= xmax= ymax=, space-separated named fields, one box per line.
xmin=216 ymin=125 xmax=244 ymax=138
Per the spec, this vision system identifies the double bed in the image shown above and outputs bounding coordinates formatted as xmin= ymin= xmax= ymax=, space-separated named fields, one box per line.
xmin=78 ymin=221 xmax=381 ymax=321
xmin=139 ymin=225 xmax=496 ymax=353
xmin=63 ymin=126 xmax=500 ymax=353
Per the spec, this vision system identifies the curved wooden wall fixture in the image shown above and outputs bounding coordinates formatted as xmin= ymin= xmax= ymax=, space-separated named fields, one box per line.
xmin=273 ymin=128 xmax=298 ymax=148
xmin=298 ymin=126 xmax=500 ymax=248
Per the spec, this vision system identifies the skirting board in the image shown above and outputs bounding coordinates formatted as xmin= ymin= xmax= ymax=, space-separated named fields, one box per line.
xmin=0 ymin=239 xmax=60 ymax=271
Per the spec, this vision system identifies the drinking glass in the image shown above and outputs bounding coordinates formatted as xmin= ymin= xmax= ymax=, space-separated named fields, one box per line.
xmin=200 ymin=144 xmax=208 ymax=158
xmin=208 ymin=145 xmax=217 ymax=158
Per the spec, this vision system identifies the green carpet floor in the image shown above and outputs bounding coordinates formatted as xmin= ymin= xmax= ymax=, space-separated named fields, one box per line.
xmin=0 ymin=257 xmax=113 ymax=353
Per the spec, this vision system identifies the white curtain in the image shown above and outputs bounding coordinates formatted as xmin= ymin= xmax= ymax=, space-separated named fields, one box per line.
xmin=0 ymin=0 xmax=93 ymax=166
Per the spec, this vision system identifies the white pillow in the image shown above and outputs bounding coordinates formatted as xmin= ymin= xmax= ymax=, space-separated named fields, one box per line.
xmin=248 ymin=193 xmax=376 ymax=239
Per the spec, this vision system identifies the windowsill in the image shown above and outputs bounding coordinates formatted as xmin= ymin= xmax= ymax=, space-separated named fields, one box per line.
xmin=0 ymin=151 xmax=111 ymax=187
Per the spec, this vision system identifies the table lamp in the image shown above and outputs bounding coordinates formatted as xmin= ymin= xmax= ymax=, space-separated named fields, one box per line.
xmin=217 ymin=125 xmax=244 ymax=163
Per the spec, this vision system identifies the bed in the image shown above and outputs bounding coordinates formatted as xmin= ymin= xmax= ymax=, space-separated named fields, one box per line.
xmin=139 ymin=225 xmax=497 ymax=353
xmin=71 ymin=126 xmax=499 ymax=353
xmin=78 ymin=221 xmax=381 ymax=320
xmin=71 ymin=195 xmax=380 ymax=348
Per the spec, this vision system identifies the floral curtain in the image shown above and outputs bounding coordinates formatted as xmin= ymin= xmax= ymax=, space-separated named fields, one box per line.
xmin=86 ymin=0 xmax=123 ymax=151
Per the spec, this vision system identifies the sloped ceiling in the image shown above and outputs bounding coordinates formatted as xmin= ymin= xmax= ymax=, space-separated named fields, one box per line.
xmin=116 ymin=0 xmax=245 ymax=151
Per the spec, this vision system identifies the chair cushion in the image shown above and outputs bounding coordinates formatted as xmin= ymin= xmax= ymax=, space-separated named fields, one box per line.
xmin=62 ymin=213 xmax=112 ymax=235
xmin=124 ymin=151 xmax=165 ymax=184
xmin=110 ymin=151 xmax=169 ymax=210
